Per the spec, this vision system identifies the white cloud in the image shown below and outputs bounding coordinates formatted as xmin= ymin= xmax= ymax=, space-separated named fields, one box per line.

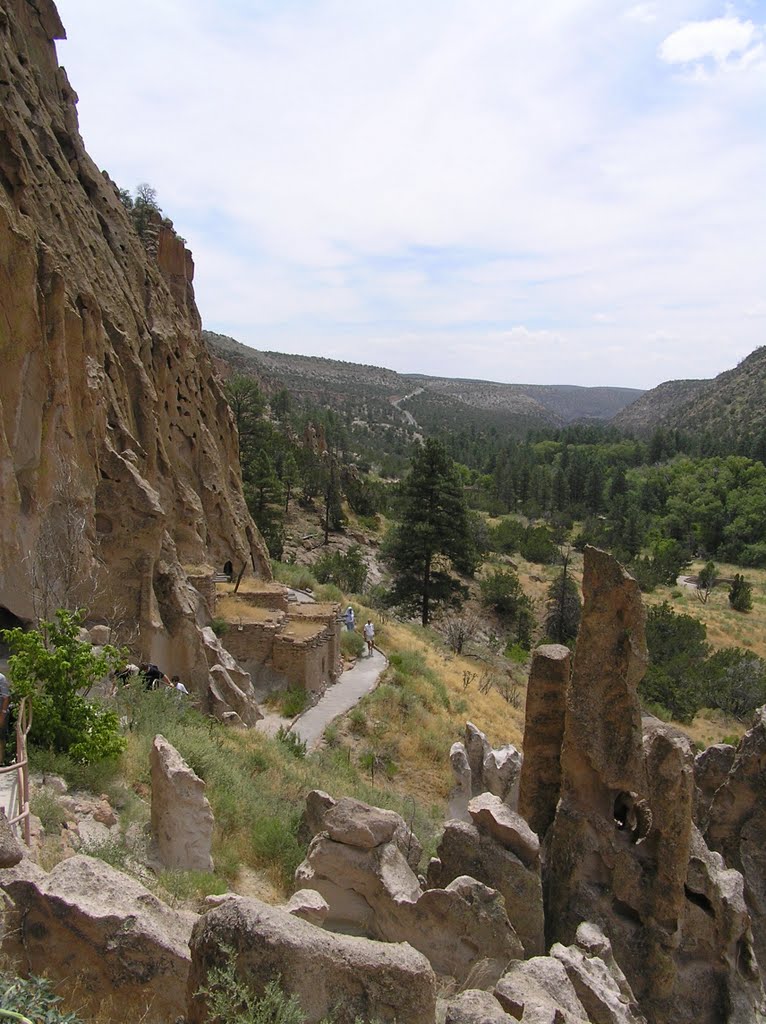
xmin=659 ymin=15 xmax=763 ymax=69
xmin=52 ymin=0 xmax=766 ymax=389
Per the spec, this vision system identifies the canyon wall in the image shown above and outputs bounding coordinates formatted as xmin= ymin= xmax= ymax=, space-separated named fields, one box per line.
xmin=0 ymin=0 xmax=270 ymax=695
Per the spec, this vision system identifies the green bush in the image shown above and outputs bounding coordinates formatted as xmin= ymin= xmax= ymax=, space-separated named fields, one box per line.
xmin=279 ymin=688 xmax=309 ymax=718
xmin=275 ymin=726 xmax=307 ymax=758
xmin=0 ymin=969 xmax=84 ymax=1023
xmin=2 ymin=609 xmax=125 ymax=764
xmin=639 ymin=602 xmax=708 ymax=722
xmin=211 ymin=617 xmax=229 ymax=637
xmin=312 ymin=545 xmax=368 ymax=593
xmin=30 ymin=788 xmax=68 ymax=835
xmin=341 ymin=630 xmax=366 ymax=659
xmin=251 ymin=814 xmax=305 ymax=890
xmin=729 ymin=574 xmax=753 ymax=612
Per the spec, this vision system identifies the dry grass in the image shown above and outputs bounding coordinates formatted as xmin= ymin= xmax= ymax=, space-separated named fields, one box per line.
xmin=214 ymin=596 xmax=284 ymax=624
xmin=643 ymin=560 xmax=766 ymax=658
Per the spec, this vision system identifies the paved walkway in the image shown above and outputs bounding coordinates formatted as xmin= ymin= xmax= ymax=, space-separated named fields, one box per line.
xmin=292 ymin=648 xmax=386 ymax=750
xmin=255 ymin=648 xmax=387 ymax=750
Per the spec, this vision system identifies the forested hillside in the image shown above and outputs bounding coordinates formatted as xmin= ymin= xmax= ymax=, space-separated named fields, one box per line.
xmin=613 ymin=346 xmax=766 ymax=459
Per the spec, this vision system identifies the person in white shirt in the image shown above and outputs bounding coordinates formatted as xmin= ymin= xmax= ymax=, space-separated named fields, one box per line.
xmin=363 ymin=619 xmax=375 ymax=657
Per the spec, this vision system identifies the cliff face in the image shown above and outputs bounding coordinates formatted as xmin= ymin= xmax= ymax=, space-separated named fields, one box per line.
xmin=0 ymin=0 xmax=270 ymax=689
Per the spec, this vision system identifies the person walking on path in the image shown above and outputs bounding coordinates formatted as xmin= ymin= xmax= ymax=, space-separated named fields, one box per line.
xmin=343 ymin=606 xmax=355 ymax=631
xmin=363 ymin=619 xmax=375 ymax=657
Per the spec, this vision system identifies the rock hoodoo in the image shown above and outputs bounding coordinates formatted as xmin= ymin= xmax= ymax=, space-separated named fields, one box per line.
xmin=518 ymin=642 xmax=570 ymax=837
xmin=543 ymin=547 xmax=764 ymax=1024
xmin=0 ymin=0 xmax=269 ymax=714
xmin=150 ymin=734 xmax=214 ymax=872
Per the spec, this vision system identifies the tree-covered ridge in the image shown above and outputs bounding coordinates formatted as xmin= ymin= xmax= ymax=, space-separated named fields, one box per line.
xmin=613 ymin=346 xmax=766 ymax=456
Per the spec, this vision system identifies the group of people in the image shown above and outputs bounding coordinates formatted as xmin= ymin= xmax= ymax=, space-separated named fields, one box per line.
xmin=115 ymin=662 xmax=189 ymax=694
xmin=343 ymin=606 xmax=376 ymax=657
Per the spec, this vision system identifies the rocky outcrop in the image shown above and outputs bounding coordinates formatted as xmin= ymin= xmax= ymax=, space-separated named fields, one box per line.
xmin=150 ymin=734 xmax=214 ymax=872
xmin=428 ymin=817 xmax=544 ymax=958
xmin=0 ymin=810 xmax=23 ymax=868
xmin=0 ymin=0 xmax=269 ymax=716
xmin=295 ymin=796 xmax=522 ymax=982
xmin=186 ymin=896 xmax=436 ymax=1024
xmin=542 ymin=547 xmax=765 ymax=1024
xmin=706 ymin=708 xmax=766 ymax=973
xmin=1 ymin=854 xmax=196 ymax=1021
xmin=299 ymin=792 xmax=422 ymax=871
xmin=449 ymin=722 xmax=523 ymax=820
xmin=494 ymin=956 xmax=591 ymax=1023
xmin=518 ymin=643 xmax=570 ymax=837
xmin=551 ymin=922 xmax=646 ymax=1024
xmin=693 ymin=742 xmax=735 ymax=830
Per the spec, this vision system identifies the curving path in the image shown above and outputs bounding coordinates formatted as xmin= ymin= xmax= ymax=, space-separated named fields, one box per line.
xmin=255 ymin=647 xmax=387 ymax=749
xmin=291 ymin=647 xmax=386 ymax=750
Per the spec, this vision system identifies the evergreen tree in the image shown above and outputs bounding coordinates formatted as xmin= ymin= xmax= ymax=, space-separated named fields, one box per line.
xmin=729 ymin=573 xmax=753 ymax=612
xmin=544 ymin=551 xmax=581 ymax=644
xmin=384 ymin=439 xmax=475 ymax=626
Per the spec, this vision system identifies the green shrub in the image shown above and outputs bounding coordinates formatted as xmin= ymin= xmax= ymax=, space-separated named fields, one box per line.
xmin=158 ymin=869 xmax=229 ymax=903
xmin=341 ymin=631 xmax=366 ymax=659
xmin=348 ymin=707 xmax=367 ymax=735
xmin=2 ymin=609 xmax=125 ymax=764
xmin=729 ymin=574 xmax=753 ymax=612
xmin=29 ymin=748 xmax=122 ymax=800
xmin=0 ymin=969 xmax=84 ymax=1023
xmin=251 ymin=815 xmax=305 ymax=890
xmin=30 ymin=788 xmax=68 ymax=834
xmin=315 ymin=583 xmax=344 ymax=604
xmin=388 ymin=650 xmax=428 ymax=676
xmin=275 ymin=726 xmax=307 ymax=758
xmin=639 ymin=602 xmax=709 ymax=722
xmin=312 ymin=546 xmax=368 ymax=593
xmin=279 ymin=688 xmax=309 ymax=718
xmin=211 ymin=617 xmax=229 ymax=637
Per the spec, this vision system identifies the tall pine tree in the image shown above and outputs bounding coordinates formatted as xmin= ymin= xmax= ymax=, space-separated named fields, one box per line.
xmin=385 ymin=439 xmax=475 ymax=626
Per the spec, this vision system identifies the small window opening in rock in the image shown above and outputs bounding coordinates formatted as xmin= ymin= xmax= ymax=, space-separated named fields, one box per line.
xmin=95 ymin=514 xmax=113 ymax=535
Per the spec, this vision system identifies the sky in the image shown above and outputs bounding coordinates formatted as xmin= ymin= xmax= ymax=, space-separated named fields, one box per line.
xmin=54 ymin=0 xmax=766 ymax=389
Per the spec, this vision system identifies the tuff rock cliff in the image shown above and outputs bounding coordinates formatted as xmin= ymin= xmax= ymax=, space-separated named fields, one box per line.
xmin=0 ymin=0 xmax=270 ymax=701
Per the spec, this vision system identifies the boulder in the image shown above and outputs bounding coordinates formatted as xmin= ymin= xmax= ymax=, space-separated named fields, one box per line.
xmin=468 ymin=793 xmax=540 ymax=868
xmin=299 ymin=792 xmax=422 ymax=872
xmin=150 ymin=734 xmax=214 ymax=872
xmin=494 ymin=957 xmax=590 ymax=1023
xmin=449 ymin=742 xmax=473 ymax=820
xmin=445 ymin=989 xmax=512 ymax=1023
xmin=88 ymin=624 xmax=111 ymax=646
xmin=0 ymin=811 xmax=23 ymax=868
xmin=551 ymin=923 xmax=646 ymax=1024
xmin=285 ymin=888 xmax=329 ymax=926
xmin=482 ymin=744 xmax=523 ymax=808
xmin=518 ymin=643 xmax=570 ymax=838
xmin=186 ymin=896 xmax=436 ymax=1024
xmin=1 ymin=855 xmax=196 ymax=1021
xmin=428 ymin=818 xmax=544 ymax=958
xmin=297 ymin=831 xmax=521 ymax=981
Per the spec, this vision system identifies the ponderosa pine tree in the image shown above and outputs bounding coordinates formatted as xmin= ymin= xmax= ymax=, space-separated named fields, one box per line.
xmin=385 ymin=439 xmax=475 ymax=626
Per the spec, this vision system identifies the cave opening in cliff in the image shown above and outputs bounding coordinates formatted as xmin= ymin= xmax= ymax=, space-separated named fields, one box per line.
xmin=0 ymin=608 xmax=26 ymax=659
